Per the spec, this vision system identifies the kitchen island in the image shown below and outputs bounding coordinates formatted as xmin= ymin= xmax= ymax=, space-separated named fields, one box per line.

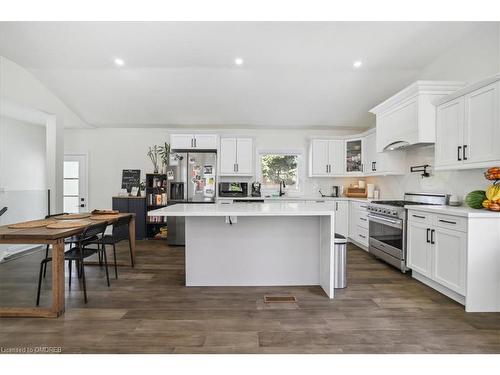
xmin=149 ymin=202 xmax=336 ymax=298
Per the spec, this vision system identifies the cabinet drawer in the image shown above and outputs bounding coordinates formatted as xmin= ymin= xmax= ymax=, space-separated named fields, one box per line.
xmin=356 ymin=226 xmax=369 ymax=245
xmin=436 ymin=215 xmax=467 ymax=233
xmin=408 ymin=211 xmax=434 ymax=225
xmin=352 ymin=201 xmax=369 ymax=211
xmin=356 ymin=210 xmax=369 ymax=229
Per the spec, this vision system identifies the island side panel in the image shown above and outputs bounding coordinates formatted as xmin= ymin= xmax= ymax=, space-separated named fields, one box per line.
xmin=185 ymin=216 xmax=320 ymax=286
xmin=319 ymin=214 xmax=335 ymax=299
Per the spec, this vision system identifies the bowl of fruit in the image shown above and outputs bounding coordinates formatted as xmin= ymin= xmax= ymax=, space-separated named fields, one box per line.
xmin=466 ymin=167 xmax=500 ymax=212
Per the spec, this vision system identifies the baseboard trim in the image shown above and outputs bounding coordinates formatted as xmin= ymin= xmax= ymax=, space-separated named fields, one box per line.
xmin=412 ymin=271 xmax=465 ymax=306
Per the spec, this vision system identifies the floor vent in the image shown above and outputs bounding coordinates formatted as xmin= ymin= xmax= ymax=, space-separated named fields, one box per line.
xmin=264 ymin=296 xmax=297 ymax=303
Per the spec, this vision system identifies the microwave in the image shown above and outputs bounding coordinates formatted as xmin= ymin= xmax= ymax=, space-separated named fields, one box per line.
xmin=218 ymin=182 xmax=248 ymax=198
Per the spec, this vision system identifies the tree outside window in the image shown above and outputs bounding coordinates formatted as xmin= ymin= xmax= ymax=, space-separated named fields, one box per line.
xmin=260 ymin=154 xmax=299 ymax=190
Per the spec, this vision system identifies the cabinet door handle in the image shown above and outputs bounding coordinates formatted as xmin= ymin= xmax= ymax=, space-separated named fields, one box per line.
xmin=412 ymin=214 xmax=425 ymax=219
xmin=360 ymin=217 xmax=367 ymax=221
xmin=439 ymin=219 xmax=456 ymax=225
xmin=426 ymin=228 xmax=430 ymax=243
xmin=431 ymin=229 xmax=435 ymax=244
xmin=359 ymin=234 xmax=366 ymax=239
xmin=326 ymin=164 xmax=328 ymax=173
xmin=457 ymin=146 xmax=462 ymax=161
xmin=236 ymin=163 xmax=239 ymax=172
xmin=373 ymin=161 xmax=376 ymax=171
xmin=463 ymin=145 xmax=467 ymax=160
xmin=360 ymin=205 xmax=367 ymax=209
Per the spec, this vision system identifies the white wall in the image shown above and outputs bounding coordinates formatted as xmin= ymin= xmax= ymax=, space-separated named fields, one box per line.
xmin=0 ymin=116 xmax=47 ymax=260
xmin=64 ymin=127 xmax=366 ymax=209
xmin=0 ymin=56 xmax=89 ymax=214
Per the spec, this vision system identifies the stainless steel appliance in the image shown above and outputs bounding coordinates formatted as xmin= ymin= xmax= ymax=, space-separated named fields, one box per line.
xmin=251 ymin=182 xmax=261 ymax=197
xmin=332 ymin=186 xmax=340 ymax=197
xmin=218 ymin=182 xmax=248 ymax=198
xmin=166 ymin=151 xmax=217 ymax=245
xmin=367 ymin=192 xmax=449 ymax=273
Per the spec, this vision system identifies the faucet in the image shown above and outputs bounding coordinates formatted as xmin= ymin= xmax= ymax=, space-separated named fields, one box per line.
xmin=279 ymin=180 xmax=286 ymax=197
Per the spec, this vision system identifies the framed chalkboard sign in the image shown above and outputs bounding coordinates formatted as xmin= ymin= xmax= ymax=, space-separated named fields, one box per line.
xmin=121 ymin=169 xmax=141 ymax=193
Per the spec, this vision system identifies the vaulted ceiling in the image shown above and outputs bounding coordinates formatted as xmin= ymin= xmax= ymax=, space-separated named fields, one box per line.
xmin=0 ymin=22 xmax=482 ymax=129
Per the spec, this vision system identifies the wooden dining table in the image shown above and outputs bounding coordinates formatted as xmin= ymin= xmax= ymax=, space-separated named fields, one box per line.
xmin=0 ymin=213 xmax=135 ymax=318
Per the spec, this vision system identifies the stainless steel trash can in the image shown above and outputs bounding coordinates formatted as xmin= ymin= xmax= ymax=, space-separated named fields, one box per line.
xmin=334 ymin=233 xmax=347 ymax=288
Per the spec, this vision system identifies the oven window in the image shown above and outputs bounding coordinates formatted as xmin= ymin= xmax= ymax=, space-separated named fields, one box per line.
xmin=369 ymin=220 xmax=403 ymax=250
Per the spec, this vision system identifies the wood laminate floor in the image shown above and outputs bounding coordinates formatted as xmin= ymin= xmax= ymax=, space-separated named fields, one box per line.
xmin=1 ymin=241 xmax=499 ymax=354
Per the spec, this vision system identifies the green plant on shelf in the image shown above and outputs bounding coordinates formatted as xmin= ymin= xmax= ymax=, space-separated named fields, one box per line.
xmin=147 ymin=145 xmax=160 ymax=173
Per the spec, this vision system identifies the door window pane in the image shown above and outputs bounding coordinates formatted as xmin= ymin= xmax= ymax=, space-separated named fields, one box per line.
xmin=64 ymin=161 xmax=79 ymax=179
xmin=63 ymin=196 xmax=79 ymax=213
xmin=63 ymin=179 xmax=79 ymax=196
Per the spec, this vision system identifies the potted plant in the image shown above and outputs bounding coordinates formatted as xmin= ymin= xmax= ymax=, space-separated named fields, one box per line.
xmin=147 ymin=145 xmax=160 ymax=173
xmin=159 ymin=142 xmax=171 ymax=174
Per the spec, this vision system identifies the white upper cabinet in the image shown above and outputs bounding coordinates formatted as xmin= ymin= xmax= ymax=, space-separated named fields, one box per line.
xmin=370 ymin=81 xmax=465 ymax=153
xmin=309 ymin=139 xmax=344 ymax=177
xmin=363 ymin=131 xmax=407 ymax=175
xmin=435 ymin=76 xmax=500 ymax=170
xmin=219 ymin=137 xmax=253 ymax=176
xmin=171 ymin=134 xmax=218 ymax=150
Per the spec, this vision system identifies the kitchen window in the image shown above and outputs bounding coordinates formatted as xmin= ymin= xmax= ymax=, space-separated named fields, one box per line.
xmin=258 ymin=151 xmax=302 ymax=193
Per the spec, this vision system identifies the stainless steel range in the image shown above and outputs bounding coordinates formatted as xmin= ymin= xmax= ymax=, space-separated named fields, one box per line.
xmin=367 ymin=192 xmax=449 ymax=273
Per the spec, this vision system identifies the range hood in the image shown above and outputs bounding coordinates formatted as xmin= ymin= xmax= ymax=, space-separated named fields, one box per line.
xmin=384 ymin=141 xmax=410 ymax=151
xmin=369 ymin=81 xmax=465 ymax=153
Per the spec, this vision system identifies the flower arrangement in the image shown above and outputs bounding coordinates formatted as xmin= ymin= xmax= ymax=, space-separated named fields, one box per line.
xmin=159 ymin=142 xmax=171 ymax=169
xmin=147 ymin=145 xmax=160 ymax=173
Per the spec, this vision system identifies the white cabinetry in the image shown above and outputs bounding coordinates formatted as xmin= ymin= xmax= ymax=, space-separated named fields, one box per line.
xmin=219 ymin=138 xmax=253 ymax=176
xmin=334 ymin=201 xmax=349 ymax=238
xmin=435 ymin=76 xmax=500 ymax=170
xmin=309 ymin=139 xmax=344 ymax=177
xmin=370 ymin=81 xmax=465 ymax=152
xmin=363 ymin=131 xmax=406 ymax=175
xmin=170 ymin=134 xmax=218 ymax=150
xmin=407 ymin=211 xmax=466 ymax=298
xmin=348 ymin=201 xmax=369 ymax=249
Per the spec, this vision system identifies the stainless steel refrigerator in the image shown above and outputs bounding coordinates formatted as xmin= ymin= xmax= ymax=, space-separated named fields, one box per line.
xmin=166 ymin=151 xmax=217 ymax=245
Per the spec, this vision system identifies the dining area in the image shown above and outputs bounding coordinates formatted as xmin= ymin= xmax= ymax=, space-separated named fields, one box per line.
xmin=0 ymin=211 xmax=136 ymax=318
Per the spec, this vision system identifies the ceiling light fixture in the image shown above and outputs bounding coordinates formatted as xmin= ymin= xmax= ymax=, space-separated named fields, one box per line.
xmin=353 ymin=60 xmax=362 ymax=68
xmin=114 ymin=58 xmax=125 ymax=67
xmin=234 ymin=58 xmax=244 ymax=66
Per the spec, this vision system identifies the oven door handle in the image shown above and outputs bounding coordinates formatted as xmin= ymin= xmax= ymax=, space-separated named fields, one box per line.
xmin=367 ymin=214 xmax=403 ymax=228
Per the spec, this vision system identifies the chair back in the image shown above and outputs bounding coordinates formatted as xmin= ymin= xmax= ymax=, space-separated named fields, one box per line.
xmin=80 ymin=222 xmax=108 ymax=244
xmin=112 ymin=216 xmax=131 ymax=242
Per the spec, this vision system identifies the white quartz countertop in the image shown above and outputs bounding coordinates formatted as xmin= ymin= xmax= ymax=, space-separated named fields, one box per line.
xmin=148 ymin=202 xmax=337 ymax=217
xmin=217 ymin=196 xmax=373 ymax=203
xmin=405 ymin=204 xmax=500 ymax=218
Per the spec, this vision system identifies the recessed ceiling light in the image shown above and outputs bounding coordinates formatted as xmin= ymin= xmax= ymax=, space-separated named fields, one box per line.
xmin=114 ymin=58 xmax=125 ymax=67
xmin=234 ymin=58 xmax=244 ymax=66
xmin=353 ymin=60 xmax=362 ymax=68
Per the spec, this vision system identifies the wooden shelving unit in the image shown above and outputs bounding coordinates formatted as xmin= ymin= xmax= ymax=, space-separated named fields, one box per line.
xmin=145 ymin=173 xmax=168 ymax=240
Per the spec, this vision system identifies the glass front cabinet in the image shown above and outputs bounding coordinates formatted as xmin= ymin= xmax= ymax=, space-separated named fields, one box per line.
xmin=345 ymin=138 xmax=363 ymax=174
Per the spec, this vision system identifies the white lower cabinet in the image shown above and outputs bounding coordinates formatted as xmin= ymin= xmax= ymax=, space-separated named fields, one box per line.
xmin=348 ymin=201 xmax=369 ymax=249
xmin=334 ymin=201 xmax=349 ymax=238
xmin=407 ymin=210 xmax=467 ymax=298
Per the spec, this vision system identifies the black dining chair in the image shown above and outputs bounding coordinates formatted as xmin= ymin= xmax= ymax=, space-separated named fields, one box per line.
xmin=36 ymin=221 xmax=110 ymax=305
xmin=42 ymin=213 xmax=68 ymax=278
xmin=87 ymin=215 xmax=134 ymax=279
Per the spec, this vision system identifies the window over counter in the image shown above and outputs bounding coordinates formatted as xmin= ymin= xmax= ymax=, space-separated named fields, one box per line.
xmin=258 ymin=151 xmax=303 ymax=193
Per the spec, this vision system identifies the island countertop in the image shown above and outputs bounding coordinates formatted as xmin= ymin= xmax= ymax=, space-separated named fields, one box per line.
xmin=148 ymin=202 xmax=336 ymax=217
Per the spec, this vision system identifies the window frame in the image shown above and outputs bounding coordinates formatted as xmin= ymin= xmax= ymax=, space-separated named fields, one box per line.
xmin=256 ymin=149 xmax=305 ymax=194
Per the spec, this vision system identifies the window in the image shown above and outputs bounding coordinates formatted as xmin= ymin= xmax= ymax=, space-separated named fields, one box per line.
xmin=259 ymin=152 xmax=301 ymax=192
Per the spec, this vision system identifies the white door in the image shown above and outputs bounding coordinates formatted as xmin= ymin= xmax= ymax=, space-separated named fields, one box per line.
xmin=329 ymin=140 xmax=344 ymax=175
xmin=433 ymin=227 xmax=467 ymax=295
xmin=334 ymin=201 xmax=349 ymax=237
xmin=407 ymin=222 xmax=432 ymax=277
xmin=170 ymin=134 xmax=194 ymax=149
xmin=194 ymin=134 xmax=218 ymax=149
xmin=63 ymin=154 xmax=88 ymax=213
xmin=219 ymin=138 xmax=237 ymax=175
xmin=236 ymin=138 xmax=253 ymax=175
xmin=463 ymin=81 xmax=500 ymax=165
xmin=435 ymin=98 xmax=464 ymax=168
xmin=311 ymin=139 xmax=329 ymax=176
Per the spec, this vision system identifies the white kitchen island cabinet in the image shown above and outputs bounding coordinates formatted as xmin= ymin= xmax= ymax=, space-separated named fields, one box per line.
xmin=149 ymin=202 xmax=336 ymax=298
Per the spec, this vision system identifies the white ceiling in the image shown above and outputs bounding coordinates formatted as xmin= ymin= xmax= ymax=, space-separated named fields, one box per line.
xmin=0 ymin=22 xmax=483 ymax=129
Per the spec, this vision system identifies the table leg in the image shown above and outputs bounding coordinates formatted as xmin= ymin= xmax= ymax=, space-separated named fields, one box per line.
xmin=129 ymin=216 xmax=136 ymax=263
xmin=51 ymin=239 xmax=65 ymax=316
